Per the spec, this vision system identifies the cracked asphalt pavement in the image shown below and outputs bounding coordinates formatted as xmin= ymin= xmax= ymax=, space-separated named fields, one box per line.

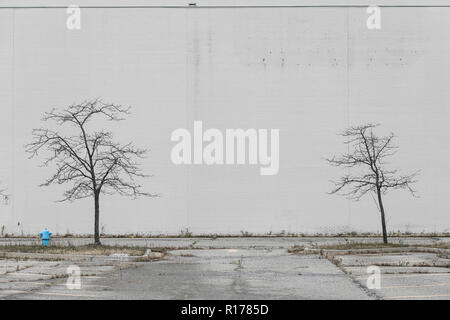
xmin=1 ymin=237 xmax=449 ymax=299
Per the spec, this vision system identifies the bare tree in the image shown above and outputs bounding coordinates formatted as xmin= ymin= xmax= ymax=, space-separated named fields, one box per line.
xmin=26 ymin=99 xmax=155 ymax=245
xmin=327 ymin=124 xmax=418 ymax=244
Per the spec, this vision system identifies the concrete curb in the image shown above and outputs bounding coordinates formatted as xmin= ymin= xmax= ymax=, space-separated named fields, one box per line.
xmin=304 ymin=247 xmax=450 ymax=256
xmin=0 ymin=249 xmax=165 ymax=262
xmin=0 ymin=251 xmax=99 ymax=261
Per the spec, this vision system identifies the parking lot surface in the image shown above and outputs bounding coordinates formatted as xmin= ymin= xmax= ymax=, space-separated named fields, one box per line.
xmin=1 ymin=237 xmax=449 ymax=299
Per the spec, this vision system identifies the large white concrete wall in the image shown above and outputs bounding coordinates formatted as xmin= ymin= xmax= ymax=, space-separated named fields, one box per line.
xmin=0 ymin=1 xmax=449 ymax=235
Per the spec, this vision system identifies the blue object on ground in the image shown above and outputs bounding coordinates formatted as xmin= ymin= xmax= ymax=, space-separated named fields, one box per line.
xmin=40 ymin=228 xmax=52 ymax=246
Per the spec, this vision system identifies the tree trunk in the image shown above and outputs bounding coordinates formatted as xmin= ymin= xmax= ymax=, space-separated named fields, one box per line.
xmin=376 ymin=188 xmax=388 ymax=244
xmin=94 ymin=192 xmax=101 ymax=245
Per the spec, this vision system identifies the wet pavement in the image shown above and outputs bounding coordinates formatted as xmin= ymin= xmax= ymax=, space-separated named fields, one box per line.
xmin=11 ymin=248 xmax=371 ymax=300
xmin=1 ymin=237 xmax=449 ymax=299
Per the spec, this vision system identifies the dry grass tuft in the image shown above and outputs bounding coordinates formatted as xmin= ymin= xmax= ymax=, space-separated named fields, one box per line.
xmin=0 ymin=244 xmax=146 ymax=256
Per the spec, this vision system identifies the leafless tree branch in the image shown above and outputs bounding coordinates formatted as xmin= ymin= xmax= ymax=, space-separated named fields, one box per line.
xmin=326 ymin=123 xmax=419 ymax=243
xmin=26 ymin=99 xmax=157 ymax=244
